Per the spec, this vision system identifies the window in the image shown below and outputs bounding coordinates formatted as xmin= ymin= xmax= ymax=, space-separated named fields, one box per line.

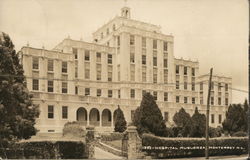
xmin=32 ymin=57 xmax=39 ymax=69
xmin=163 ymin=41 xmax=168 ymax=51
xmin=200 ymin=97 xmax=203 ymax=105
xmin=218 ymin=97 xmax=221 ymax=105
xmin=117 ymin=65 xmax=120 ymax=81
xmin=85 ymin=62 xmax=90 ymax=79
xmin=142 ymin=66 xmax=146 ymax=82
xmin=48 ymin=80 xmax=53 ymax=92
xmin=130 ymin=35 xmax=135 ymax=45
xmin=130 ymin=64 xmax=135 ymax=81
xmin=219 ymin=114 xmax=222 ymax=124
xmin=200 ymin=82 xmax=203 ymax=90
xmin=142 ymin=37 xmax=146 ymax=47
xmin=176 ymin=65 xmax=179 ymax=74
xmin=113 ymin=24 xmax=116 ymax=31
xmin=32 ymin=79 xmax=39 ymax=90
xmin=184 ymin=82 xmax=188 ymax=90
xmin=176 ymin=96 xmax=180 ymax=103
xmin=62 ymin=82 xmax=67 ymax=93
xmin=211 ymin=114 xmax=215 ymax=124
xmin=97 ymin=89 xmax=102 ymax=97
xmin=153 ymin=57 xmax=157 ymax=66
xmin=62 ymin=62 xmax=67 ymax=73
xmin=192 ymin=68 xmax=195 ymax=76
xmin=225 ymin=98 xmax=228 ymax=105
xmin=130 ymin=51 xmax=135 ymax=63
xmin=85 ymin=88 xmax=90 ymax=96
xmin=184 ymin=66 xmax=187 ymax=75
xmin=108 ymin=90 xmax=112 ymax=98
xmin=153 ymin=68 xmax=157 ymax=83
xmin=117 ymin=36 xmax=120 ymax=46
xmin=142 ymin=55 xmax=146 ymax=65
xmin=164 ymin=92 xmax=168 ymax=101
xmin=96 ymin=52 xmax=101 ymax=63
xmin=153 ymin=91 xmax=157 ymax=101
xmin=101 ymin=32 xmax=103 ymax=38
xmin=85 ymin=50 xmax=90 ymax=61
xmin=75 ymin=64 xmax=78 ymax=78
xmin=211 ymin=97 xmax=214 ymax=105
xmin=131 ymin=89 xmax=135 ymax=99
xmin=164 ymin=59 xmax=168 ymax=68
xmin=48 ymin=105 xmax=54 ymax=119
xmin=118 ymin=90 xmax=121 ymax=98
xmin=108 ymin=65 xmax=112 ymax=82
xmin=164 ymin=112 xmax=169 ymax=122
xmin=225 ymin=84 xmax=228 ymax=91
xmin=211 ymin=82 xmax=214 ymax=90
xmin=108 ymin=54 xmax=112 ymax=64
xmin=164 ymin=69 xmax=168 ymax=84
xmin=192 ymin=97 xmax=195 ymax=104
xmin=73 ymin=48 xmax=78 ymax=59
xmin=192 ymin=83 xmax=195 ymax=91
xmin=75 ymin=86 xmax=78 ymax=95
xmin=218 ymin=83 xmax=221 ymax=91
xmin=184 ymin=97 xmax=188 ymax=103
xmin=153 ymin=39 xmax=157 ymax=49
xmin=48 ymin=59 xmax=53 ymax=71
xmin=96 ymin=64 xmax=102 ymax=80
xmin=62 ymin=106 xmax=68 ymax=119
xmin=176 ymin=81 xmax=180 ymax=89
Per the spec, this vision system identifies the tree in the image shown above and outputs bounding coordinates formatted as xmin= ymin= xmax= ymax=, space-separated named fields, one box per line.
xmin=0 ymin=32 xmax=39 ymax=150
xmin=190 ymin=107 xmax=206 ymax=137
xmin=114 ymin=106 xmax=127 ymax=133
xmin=242 ymin=99 xmax=248 ymax=132
xmin=222 ymin=104 xmax=245 ymax=135
xmin=173 ymin=108 xmax=193 ymax=137
xmin=132 ymin=92 xmax=168 ymax=137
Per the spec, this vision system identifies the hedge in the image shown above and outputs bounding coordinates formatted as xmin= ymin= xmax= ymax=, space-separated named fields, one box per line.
xmin=142 ymin=134 xmax=248 ymax=159
xmin=0 ymin=140 xmax=86 ymax=159
xmin=101 ymin=132 xmax=124 ymax=141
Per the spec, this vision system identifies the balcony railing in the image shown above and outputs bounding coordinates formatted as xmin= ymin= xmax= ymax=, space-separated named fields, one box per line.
xmin=90 ymin=121 xmax=100 ymax=126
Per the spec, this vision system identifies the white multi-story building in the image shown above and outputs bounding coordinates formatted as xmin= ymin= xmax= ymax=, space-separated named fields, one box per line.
xmin=20 ymin=6 xmax=232 ymax=133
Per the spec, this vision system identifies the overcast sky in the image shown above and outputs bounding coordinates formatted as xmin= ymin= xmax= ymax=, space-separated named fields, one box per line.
xmin=0 ymin=0 xmax=248 ymax=103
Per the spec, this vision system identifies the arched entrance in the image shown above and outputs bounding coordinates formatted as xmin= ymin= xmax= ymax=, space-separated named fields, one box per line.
xmin=102 ymin=109 xmax=112 ymax=126
xmin=89 ymin=108 xmax=100 ymax=126
xmin=76 ymin=107 xmax=87 ymax=125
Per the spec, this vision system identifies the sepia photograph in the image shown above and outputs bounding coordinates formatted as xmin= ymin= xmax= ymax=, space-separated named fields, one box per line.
xmin=0 ymin=0 xmax=249 ymax=159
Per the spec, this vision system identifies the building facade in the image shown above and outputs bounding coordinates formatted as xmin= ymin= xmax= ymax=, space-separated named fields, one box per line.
xmin=20 ymin=7 xmax=232 ymax=133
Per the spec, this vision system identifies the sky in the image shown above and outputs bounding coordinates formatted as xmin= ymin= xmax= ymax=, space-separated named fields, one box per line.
xmin=0 ymin=0 xmax=248 ymax=103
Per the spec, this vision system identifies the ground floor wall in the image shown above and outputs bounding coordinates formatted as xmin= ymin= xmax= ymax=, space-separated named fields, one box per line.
xmin=34 ymin=94 xmax=227 ymax=133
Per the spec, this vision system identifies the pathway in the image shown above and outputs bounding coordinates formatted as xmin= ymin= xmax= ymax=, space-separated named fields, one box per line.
xmin=94 ymin=147 xmax=124 ymax=159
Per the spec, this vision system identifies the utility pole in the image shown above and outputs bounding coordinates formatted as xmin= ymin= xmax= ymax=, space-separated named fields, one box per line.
xmin=205 ymin=68 xmax=213 ymax=159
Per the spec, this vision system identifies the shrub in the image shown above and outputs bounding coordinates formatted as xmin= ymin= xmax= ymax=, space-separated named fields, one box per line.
xmin=101 ymin=132 xmax=124 ymax=141
xmin=63 ymin=121 xmax=86 ymax=138
xmin=114 ymin=107 xmax=127 ymax=133
xmin=209 ymin=127 xmax=223 ymax=138
xmin=133 ymin=92 xmax=168 ymax=137
xmin=142 ymin=133 xmax=248 ymax=158
xmin=232 ymin=131 xmax=247 ymax=137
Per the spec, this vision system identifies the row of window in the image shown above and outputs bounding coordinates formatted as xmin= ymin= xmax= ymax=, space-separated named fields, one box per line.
xmin=211 ymin=114 xmax=222 ymax=124
xmin=33 ymin=79 xmax=68 ymax=93
xmin=129 ymin=35 xmax=168 ymax=51
xmin=100 ymin=24 xmax=116 ymax=39
xmin=176 ymin=65 xmax=195 ymax=76
xmin=200 ymin=82 xmax=229 ymax=92
xmin=176 ymin=96 xmax=196 ymax=104
xmin=32 ymin=53 xmax=113 ymax=72
xmin=48 ymin=105 xmax=68 ymax=119
xmin=176 ymin=81 xmax=196 ymax=91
